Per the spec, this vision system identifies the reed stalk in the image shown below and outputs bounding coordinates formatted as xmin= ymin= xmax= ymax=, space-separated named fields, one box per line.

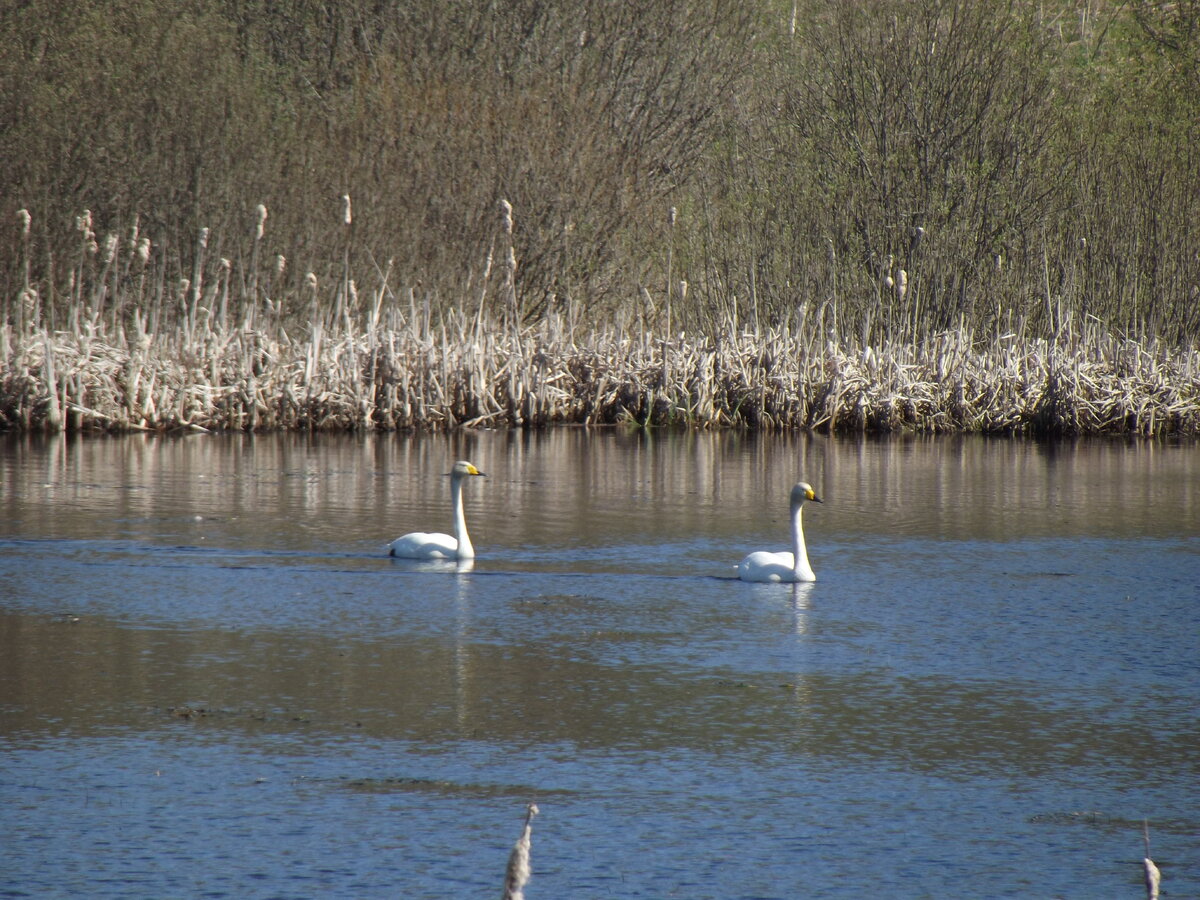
xmin=500 ymin=803 xmax=538 ymax=900
xmin=3 ymin=210 xmax=1198 ymax=436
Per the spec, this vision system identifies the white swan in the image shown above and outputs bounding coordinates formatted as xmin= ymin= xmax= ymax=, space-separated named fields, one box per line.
xmin=738 ymin=482 xmax=822 ymax=583
xmin=388 ymin=461 xmax=486 ymax=560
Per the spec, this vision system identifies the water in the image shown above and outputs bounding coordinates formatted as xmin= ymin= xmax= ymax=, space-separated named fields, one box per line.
xmin=1 ymin=429 xmax=1197 ymax=899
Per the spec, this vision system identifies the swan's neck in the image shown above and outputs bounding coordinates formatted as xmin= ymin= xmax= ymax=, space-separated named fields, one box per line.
xmin=451 ymin=474 xmax=474 ymax=559
xmin=790 ymin=501 xmax=814 ymax=581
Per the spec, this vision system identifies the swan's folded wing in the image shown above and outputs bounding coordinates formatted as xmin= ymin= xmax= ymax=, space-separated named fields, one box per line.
xmin=389 ymin=531 xmax=458 ymax=559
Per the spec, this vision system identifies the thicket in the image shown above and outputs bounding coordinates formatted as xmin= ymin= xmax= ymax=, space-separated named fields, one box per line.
xmin=1 ymin=0 xmax=1198 ymax=433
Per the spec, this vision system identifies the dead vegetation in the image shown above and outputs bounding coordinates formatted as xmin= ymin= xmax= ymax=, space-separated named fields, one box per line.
xmin=3 ymin=275 xmax=1196 ymax=435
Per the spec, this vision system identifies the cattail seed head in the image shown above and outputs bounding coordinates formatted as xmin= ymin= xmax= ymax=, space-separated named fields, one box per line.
xmin=17 ymin=208 xmax=31 ymax=236
xmin=103 ymin=233 xmax=118 ymax=264
xmin=668 ymin=206 xmax=677 ymax=228
xmin=198 ymin=227 xmax=210 ymax=249
xmin=341 ymin=194 xmax=352 ymax=226
xmin=220 ymin=257 xmax=232 ymax=271
xmin=896 ymin=268 xmax=908 ymax=301
xmin=678 ymin=279 xmax=688 ymax=300
xmin=137 ymin=237 xmax=152 ymax=264
xmin=276 ymin=254 xmax=287 ymax=275
xmin=305 ymin=271 xmax=318 ymax=290
xmin=500 ymin=199 xmax=514 ymax=235
xmin=256 ymin=203 xmax=268 ymax=239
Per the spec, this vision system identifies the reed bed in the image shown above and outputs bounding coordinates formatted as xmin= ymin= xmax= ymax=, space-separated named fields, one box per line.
xmin=2 ymin=300 xmax=1197 ymax=436
xmin=3 ymin=203 xmax=1197 ymax=436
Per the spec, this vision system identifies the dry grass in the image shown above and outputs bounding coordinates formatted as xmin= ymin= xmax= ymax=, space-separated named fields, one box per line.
xmin=2 ymin=298 xmax=1197 ymax=436
xmin=3 ymin=205 xmax=1198 ymax=436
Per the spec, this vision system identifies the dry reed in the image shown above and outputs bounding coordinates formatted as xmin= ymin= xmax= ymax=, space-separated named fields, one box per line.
xmin=3 ymin=208 xmax=1198 ymax=436
xmin=1143 ymin=820 xmax=1161 ymax=900
xmin=3 ymin=304 xmax=1197 ymax=435
xmin=500 ymin=803 xmax=538 ymax=900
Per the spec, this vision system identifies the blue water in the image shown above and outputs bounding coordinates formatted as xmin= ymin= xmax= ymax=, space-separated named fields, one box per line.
xmin=1 ymin=431 xmax=1197 ymax=898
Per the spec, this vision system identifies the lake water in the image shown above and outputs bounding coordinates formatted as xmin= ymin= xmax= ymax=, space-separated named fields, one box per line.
xmin=1 ymin=429 xmax=1197 ymax=899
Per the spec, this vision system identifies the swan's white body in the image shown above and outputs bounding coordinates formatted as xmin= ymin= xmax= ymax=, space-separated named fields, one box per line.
xmin=389 ymin=461 xmax=485 ymax=560
xmin=738 ymin=482 xmax=822 ymax=583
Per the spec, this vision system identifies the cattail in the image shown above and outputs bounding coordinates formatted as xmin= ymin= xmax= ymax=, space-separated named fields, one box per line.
xmin=501 ymin=804 xmax=538 ymax=900
xmin=17 ymin=208 xmax=31 ymax=236
xmin=220 ymin=257 xmax=232 ymax=271
xmin=276 ymin=254 xmax=287 ymax=275
xmin=668 ymin=206 xmax=677 ymax=228
xmin=198 ymin=227 xmax=210 ymax=250
xmin=129 ymin=216 xmax=139 ymax=246
xmin=137 ymin=237 xmax=152 ymax=265
xmin=256 ymin=203 xmax=268 ymax=240
xmin=305 ymin=272 xmax=318 ymax=291
xmin=896 ymin=269 xmax=908 ymax=302
xmin=178 ymin=278 xmax=190 ymax=300
xmin=500 ymin=199 xmax=514 ymax=235
xmin=103 ymin=233 xmax=118 ymax=265
xmin=679 ymin=280 xmax=688 ymax=302
xmin=341 ymin=194 xmax=352 ymax=226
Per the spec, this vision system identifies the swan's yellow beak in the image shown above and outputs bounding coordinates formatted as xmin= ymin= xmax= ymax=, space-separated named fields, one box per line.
xmin=467 ymin=464 xmax=486 ymax=476
xmin=807 ymin=488 xmax=822 ymax=503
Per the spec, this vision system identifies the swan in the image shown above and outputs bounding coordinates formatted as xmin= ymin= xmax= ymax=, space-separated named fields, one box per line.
xmin=388 ymin=461 xmax=486 ymax=560
xmin=738 ymin=481 xmax=822 ymax=583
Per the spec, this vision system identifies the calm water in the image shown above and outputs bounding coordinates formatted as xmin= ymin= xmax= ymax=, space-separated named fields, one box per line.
xmin=1 ymin=429 xmax=1197 ymax=899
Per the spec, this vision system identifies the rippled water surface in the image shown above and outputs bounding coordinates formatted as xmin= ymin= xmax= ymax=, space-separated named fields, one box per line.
xmin=2 ymin=430 xmax=1197 ymax=898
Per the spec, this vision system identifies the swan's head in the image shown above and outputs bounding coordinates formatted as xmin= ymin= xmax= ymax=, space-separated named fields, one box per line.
xmin=449 ymin=460 xmax=486 ymax=478
xmin=791 ymin=482 xmax=821 ymax=507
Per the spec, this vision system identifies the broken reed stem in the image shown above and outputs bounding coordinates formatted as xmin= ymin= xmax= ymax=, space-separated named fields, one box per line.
xmin=501 ymin=803 xmax=538 ymax=900
xmin=1143 ymin=819 xmax=1161 ymax=900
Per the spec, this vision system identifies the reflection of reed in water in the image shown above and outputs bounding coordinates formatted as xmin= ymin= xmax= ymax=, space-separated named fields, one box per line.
xmin=14 ymin=429 xmax=1198 ymax=553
